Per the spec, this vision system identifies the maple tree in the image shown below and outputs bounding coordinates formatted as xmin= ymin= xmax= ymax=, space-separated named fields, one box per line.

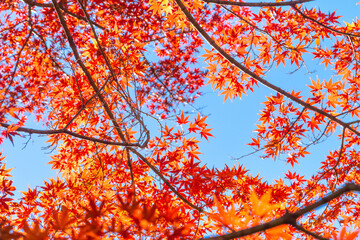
xmin=1 ymin=0 xmax=360 ymax=239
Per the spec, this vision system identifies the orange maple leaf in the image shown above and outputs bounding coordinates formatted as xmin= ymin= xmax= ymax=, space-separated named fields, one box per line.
xmin=331 ymin=225 xmax=360 ymax=240
xmin=249 ymin=189 xmax=283 ymax=218
xmin=210 ymin=195 xmax=247 ymax=229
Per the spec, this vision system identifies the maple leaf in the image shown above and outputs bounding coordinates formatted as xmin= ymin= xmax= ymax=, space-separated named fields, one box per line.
xmin=249 ymin=189 xmax=283 ymax=218
xmin=204 ymin=62 xmax=217 ymax=73
xmin=201 ymin=48 xmax=215 ymax=62
xmin=210 ymin=195 xmax=246 ymax=229
xmin=162 ymin=4 xmax=173 ymax=15
xmin=266 ymin=225 xmax=292 ymax=240
xmin=187 ymin=148 xmax=201 ymax=160
xmin=0 ymin=195 xmax=13 ymax=210
xmin=22 ymin=222 xmax=48 ymax=240
xmin=221 ymin=87 xmax=236 ymax=102
xmin=176 ymin=111 xmax=190 ymax=125
xmin=200 ymin=127 xmax=213 ymax=141
xmin=51 ymin=206 xmax=76 ymax=230
xmin=331 ymin=225 xmax=360 ymax=240
xmin=148 ymin=0 xmax=162 ymax=16
xmin=308 ymin=76 xmax=323 ymax=92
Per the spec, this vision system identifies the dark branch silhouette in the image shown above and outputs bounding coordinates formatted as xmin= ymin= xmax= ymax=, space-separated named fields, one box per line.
xmin=202 ymin=183 xmax=360 ymax=240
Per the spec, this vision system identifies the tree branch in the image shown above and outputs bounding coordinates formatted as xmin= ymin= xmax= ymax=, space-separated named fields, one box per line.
xmin=129 ymin=147 xmax=206 ymax=214
xmin=3 ymin=26 xmax=33 ymax=98
xmin=292 ymin=223 xmax=329 ymax=240
xmin=0 ymin=123 xmax=140 ymax=147
xmin=292 ymin=6 xmax=360 ymax=38
xmin=51 ymin=0 xmax=129 ymax=144
xmin=76 ymin=0 xmax=150 ymax=148
xmin=23 ymin=0 xmax=104 ymax=30
xmin=201 ymin=183 xmax=360 ymax=240
xmin=23 ymin=0 xmax=53 ymax=7
xmin=203 ymin=0 xmax=313 ymax=7
xmin=174 ymin=0 xmax=360 ymax=137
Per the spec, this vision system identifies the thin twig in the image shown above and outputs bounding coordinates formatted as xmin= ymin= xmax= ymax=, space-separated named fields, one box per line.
xmin=292 ymin=6 xmax=360 ymax=38
xmin=3 ymin=28 xmax=33 ymax=97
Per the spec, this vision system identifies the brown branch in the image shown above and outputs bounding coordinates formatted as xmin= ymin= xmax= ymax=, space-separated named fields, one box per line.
xmin=23 ymin=0 xmax=104 ymax=29
xmin=202 ymin=183 xmax=360 ymax=240
xmin=51 ymin=0 xmax=129 ymax=145
xmin=294 ymin=183 xmax=359 ymax=217
xmin=292 ymin=223 xmax=329 ymax=240
xmin=51 ymin=0 xmax=195 ymax=214
xmin=63 ymin=75 xmax=112 ymax=129
xmin=273 ymin=107 xmax=307 ymax=146
xmin=292 ymin=6 xmax=360 ymax=38
xmin=174 ymin=0 xmax=360 ymax=137
xmin=0 ymin=123 xmax=140 ymax=147
xmin=129 ymin=147 xmax=206 ymax=213
xmin=3 ymin=28 xmax=33 ymax=98
xmin=61 ymin=6 xmax=104 ymax=30
xmin=76 ymin=0 xmax=150 ymax=148
xmin=0 ymin=20 xmax=26 ymax=33
xmin=23 ymin=0 xmax=53 ymax=7
xmin=203 ymin=0 xmax=313 ymax=7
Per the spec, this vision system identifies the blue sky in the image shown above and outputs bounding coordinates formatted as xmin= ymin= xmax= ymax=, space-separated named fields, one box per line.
xmin=2 ymin=1 xmax=360 ymax=200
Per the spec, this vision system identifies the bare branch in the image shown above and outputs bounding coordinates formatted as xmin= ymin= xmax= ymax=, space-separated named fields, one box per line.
xmin=294 ymin=183 xmax=359 ymax=217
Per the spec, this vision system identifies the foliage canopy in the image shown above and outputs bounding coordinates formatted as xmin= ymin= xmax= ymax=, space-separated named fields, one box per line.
xmin=1 ymin=0 xmax=360 ymax=239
